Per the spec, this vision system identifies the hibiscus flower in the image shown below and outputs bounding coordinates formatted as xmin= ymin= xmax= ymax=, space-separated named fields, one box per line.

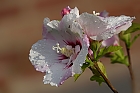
xmin=29 ymin=14 xmax=89 ymax=86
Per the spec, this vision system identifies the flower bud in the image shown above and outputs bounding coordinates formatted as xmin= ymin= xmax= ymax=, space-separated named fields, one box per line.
xmin=61 ymin=6 xmax=71 ymax=17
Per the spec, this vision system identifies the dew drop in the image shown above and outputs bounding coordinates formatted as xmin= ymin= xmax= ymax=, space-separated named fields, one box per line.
xmin=47 ymin=71 xmax=51 ymax=73
xmin=80 ymin=64 xmax=82 ymax=66
xmin=34 ymin=47 xmax=37 ymax=49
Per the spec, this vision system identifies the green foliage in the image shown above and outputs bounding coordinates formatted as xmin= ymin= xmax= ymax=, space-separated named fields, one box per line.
xmin=124 ymin=23 xmax=140 ymax=34
xmin=90 ymin=41 xmax=101 ymax=52
xmin=120 ymin=23 xmax=140 ymax=48
xmin=90 ymin=62 xmax=107 ymax=85
xmin=90 ymin=75 xmax=105 ymax=85
xmin=97 ymin=46 xmax=122 ymax=60
xmin=74 ymin=57 xmax=94 ymax=81
xmin=107 ymin=48 xmax=129 ymax=66
xmin=119 ymin=32 xmax=131 ymax=48
xmin=130 ymin=33 xmax=140 ymax=47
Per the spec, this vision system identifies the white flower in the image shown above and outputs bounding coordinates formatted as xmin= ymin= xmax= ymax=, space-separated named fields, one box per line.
xmin=29 ymin=14 xmax=89 ymax=86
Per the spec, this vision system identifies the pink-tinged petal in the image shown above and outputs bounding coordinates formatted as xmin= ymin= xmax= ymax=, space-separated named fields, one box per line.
xmin=70 ymin=7 xmax=79 ymax=17
xmin=72 ymin=37 xmax=89 ymax=75
xmin=102 ymin=15 xmax=135 ymax=34
xmin=75 ymin=45 xmax=80 ymax=54
xmin=77 ymin=13 xmax=108 ymax=39
xmin=78 ymin=13 xmax=134 ymax=41
xmin=43 ymin=18 xmax=50 ymax=39
xmin=29 ymin=39 xmax=60 ymax=72
xmin=59 ymin=13 xmax=77 ymax=31
xmin=61 ymin=6 xmax=71 ymax=17
xmin=99 ymin=10 xmax=109 ymax=17
xmin=43 ymin=63 xmax=72 ymax=87
xmin=71 ymin=21 xmax=84 ymax=37
xmin=43 ymin=19 xmax=60 ymax=39
xmin=115 ymin=21 xmax=132 ymax=34
xmin=102 ymin=35 xmax=119 ymax=47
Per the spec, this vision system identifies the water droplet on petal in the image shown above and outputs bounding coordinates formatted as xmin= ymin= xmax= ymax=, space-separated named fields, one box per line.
xmin=47 ymin=71 xmax=51 ymax=73
xmin=34 ymin=47 xmax=37 ymax=49
xmin=80 ymin=64 xmax=82 ymax=66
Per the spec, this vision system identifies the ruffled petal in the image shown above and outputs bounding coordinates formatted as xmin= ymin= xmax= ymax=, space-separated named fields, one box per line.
xmin=78 ymin=13 xmax=134 ymax=41
xmin=70 ymin=7 xmax=79 ymax=17
xmin=43 ymin=19 xmax=60 ymax=39
xmin=72 ymin=36 xmax=89 ymax=75
xmin=42 ymin=17 xmax=50 ymax=39
xmin=59 ymin=13 xmax=77 ymax=31
xmin=102 ymin=35 xmax=119 ymax=47
xmin=77 ymin=13 xmax=108 ymax=38
xmin=43 ymin=63 xmax=72 ymax=87
xmin=29 ymin=39 xmax=60 ymax=72
xmin=99 ymin=10 xmax=109 ymax=17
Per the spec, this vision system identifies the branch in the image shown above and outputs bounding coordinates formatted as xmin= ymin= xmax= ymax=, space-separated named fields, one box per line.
xmin=94 ymin=62 xmax=118 ymax=93
xmin=125 ymin=44 xmax=135 ymax=93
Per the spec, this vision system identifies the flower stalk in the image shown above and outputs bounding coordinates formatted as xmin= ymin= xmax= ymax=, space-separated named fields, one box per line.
xmin=94 ymin=62 xmax=118 ymax=93
xmin=125 ymin=43 xmax=135 ymax=93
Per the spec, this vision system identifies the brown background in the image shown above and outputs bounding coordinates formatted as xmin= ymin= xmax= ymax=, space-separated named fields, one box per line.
xmin=0 ymin=0 xmax=140 ymax=93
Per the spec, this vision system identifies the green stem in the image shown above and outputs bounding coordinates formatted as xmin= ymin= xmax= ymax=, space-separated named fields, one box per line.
xmin=94 ymin=62 xmax=118 ymax=93
xmin=125 ymin=44 xmax=135 ymax=93
xmin=88 ymin=54 xmax=118 ymax=93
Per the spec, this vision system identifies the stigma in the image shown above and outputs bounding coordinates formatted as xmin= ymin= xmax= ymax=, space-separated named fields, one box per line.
xmin=52 ymin=43 xmax=74 ymax=57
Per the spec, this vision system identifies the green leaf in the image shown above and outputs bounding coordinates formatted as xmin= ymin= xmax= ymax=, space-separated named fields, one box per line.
xmin=90 ymin=62 xmax=107 ymax=85
xmin=110 ymin=50 xmax=129 ymax=66
xmin=124 ymin=23 xmax=140 ymax=34
xmin=130 ymin=33 xmax=140 ymax=47
xmin=90 ymin=41 xmax=101 ymax=52
xmin=97 ymin=62 xmax=107 ymax=77
xmin=119 ymin=31 xmax=131 ymax=48
xmin=74 ymin=57 xmax=94 ymax=81
xmin=97 ymin=46 xmax=122 ymax=59
xmin=90 ymin=75 xmax=105 ymax=85
xmin=74 ymin=74 xmax=81 ymax=81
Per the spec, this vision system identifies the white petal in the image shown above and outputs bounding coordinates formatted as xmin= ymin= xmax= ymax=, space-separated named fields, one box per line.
xmin=43 ymin=17 xmax=50 ymax=39
xmin=43 ymin=63 xmax=72 ymax=86
xmin=72 ymin=38 xmax=89 ymax=75
xmin=102 ymin=35 xmax=119 ymax=47
xmin=102 ymin=15 xmax=134 ymax=30
xmin=70 ymin=7 xmax=79 ymax=17
xmin=115 ymin=21 xmax=132 ymax=34
xmin=78 ymin=13 xmax=108 ymax=38
xmin=43 ymin=20 xmax=60 ymax=39
xmin=59 ymin=13 xmax=77 ymax=31
xmin=71 ymin=21 xmax=84 ymax=37
xmin=96 ymin=15 xmax=134 ymax=40
xmin=29 ymin=39 xmax=60 ymax=72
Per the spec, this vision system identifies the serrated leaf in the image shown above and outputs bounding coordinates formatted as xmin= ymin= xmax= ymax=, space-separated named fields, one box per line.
xmin=110 ymin=50 xmax=129 ymax=66
xmin=90 ymin=75 xmax=105 ymax=85
xmin=90 ymin=41 xmax=101 ymax=52
xmin=97 ymin=46 xmax=122 ymax=59
xmin=124 ymin=23 xmax=140 ymax=34
xmin=130 ymin=33 xmax=140 ymax=47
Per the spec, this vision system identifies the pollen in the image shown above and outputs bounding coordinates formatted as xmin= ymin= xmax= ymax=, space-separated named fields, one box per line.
xmin=52 ymin=43 xmax=74 ymax=57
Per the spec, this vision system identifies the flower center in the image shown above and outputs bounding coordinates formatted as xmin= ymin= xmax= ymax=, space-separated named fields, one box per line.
xmin=52 ymin=43 xmax=74 ymax=57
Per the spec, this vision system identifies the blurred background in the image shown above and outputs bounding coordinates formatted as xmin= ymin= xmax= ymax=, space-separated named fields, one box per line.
xmin=0 ymin=0 xmax=140 ymax=93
